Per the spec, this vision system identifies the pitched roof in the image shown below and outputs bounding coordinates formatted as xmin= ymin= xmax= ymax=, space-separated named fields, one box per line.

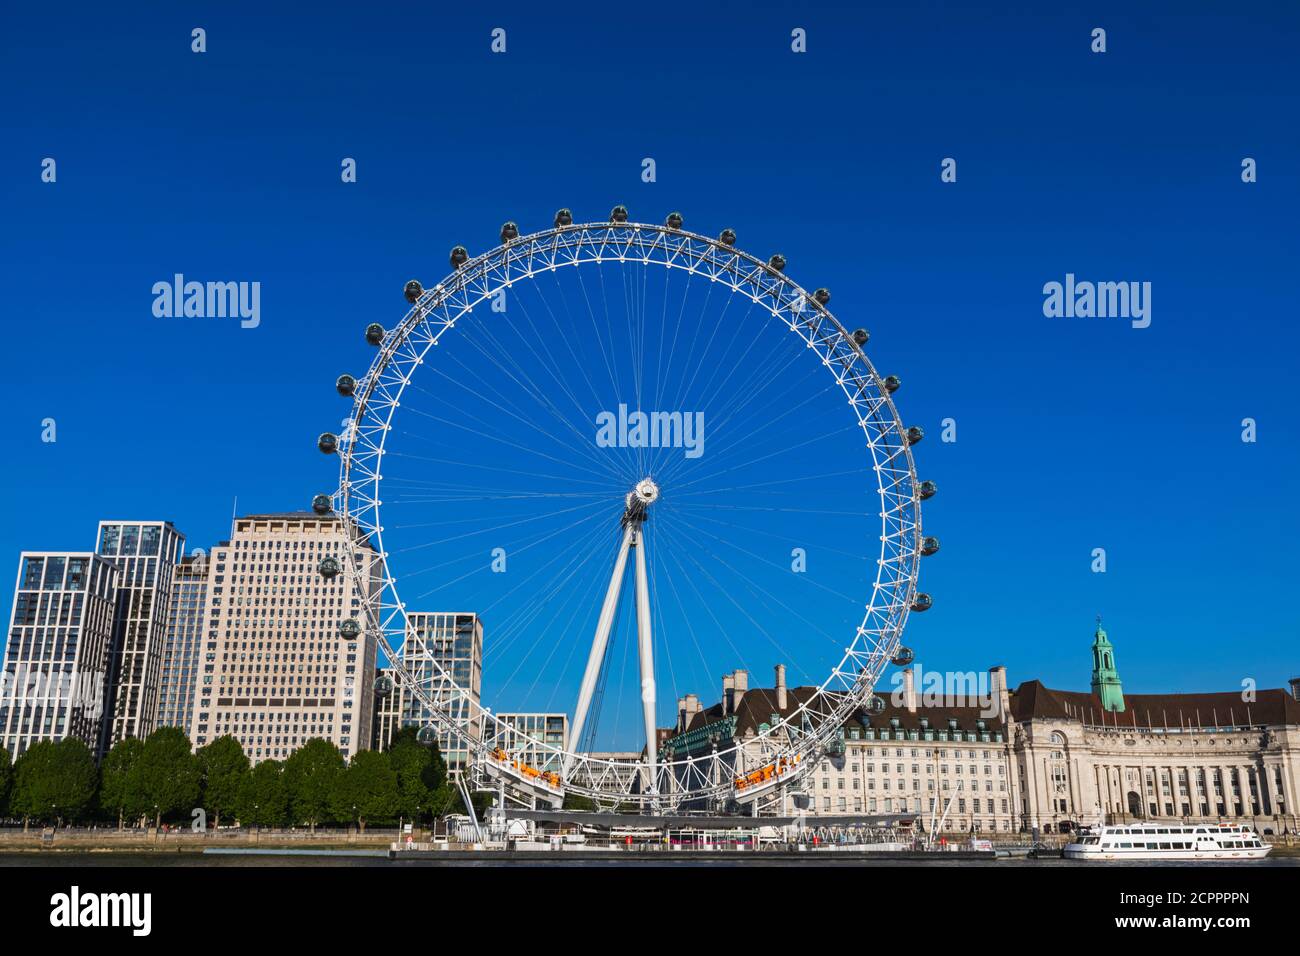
xmin=677 ymin=682 xmax=1007 ymax=741
xmin=1009 ymin=680 xmax=1300 ymax=729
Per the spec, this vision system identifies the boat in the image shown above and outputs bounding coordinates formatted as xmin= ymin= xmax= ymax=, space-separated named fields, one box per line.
xmin=1063 ymin=823 xmax=1272 ymax=861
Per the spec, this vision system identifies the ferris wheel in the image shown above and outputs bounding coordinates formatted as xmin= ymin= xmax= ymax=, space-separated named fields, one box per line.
xmin=313 ymin=208 xmax=937 ymax=812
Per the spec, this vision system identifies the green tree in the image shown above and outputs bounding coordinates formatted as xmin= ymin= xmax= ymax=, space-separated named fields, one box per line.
xmin=0 ymin=745 xmax=12 ymax=817
xmin=283 ymin=738 xmax=345 ymax=831
xmin=10 ymin=739 xmax=98 ymax=825
xmin=197 ymin=735 xmax=249 ymax=828
xmin=236 ymin=759 xmax=288 ymax=827
xmin=387 ymin=726 xmax=448 ymax=823
xmin=332 ymin=750 xmax=398 ymax=832
xmin=130 ymin=727 xmax=201 ymax=828
xmin=562 ymin=792 xmax=597 ymax=812
xmin=99 ymin=738 xmax=146 ymax=828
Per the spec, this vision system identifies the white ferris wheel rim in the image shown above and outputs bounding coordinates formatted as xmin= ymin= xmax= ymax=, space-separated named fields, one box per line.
xmin=327 ymin=217 xmax=926 ymax=808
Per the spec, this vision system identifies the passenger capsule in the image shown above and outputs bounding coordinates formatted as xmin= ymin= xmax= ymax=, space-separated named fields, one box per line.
xmin=665 ymin=211 xmax=684 ymax=229
xmin=336 ymin=374 xmax=356 ymax=397
xmin=554 ymin=208 xmax=573 ymax=227
xmin=883 ymin=375 xmax=901 ymax=393
xmin=719 ymin=228 xmax=737 ymax=246
xmin=416 ymin=725 xmax=437 ymax=746
xmin=813 ymin=288 xmax=831 ymax=307
xmin=365 ymin=323 xmax=385 ymax=346
xmin=404 ymin=280 xmax=424 ymax=304
xmin=500 ymin=221 xmax=519 ymax=242
xmin=311 ymin=494 xmax=332 ymax=516
xmin=338 ymin=618 xmax=361 ymax=640
xmin=891 ymin=646 xmax=915 ymax=667
xmin=905 ymin=426 xmax=924 ymax=445
xmin=318 ymin=556 xmax=341 ymax=579
xmin=449 ymin=245 xmax=469 ymax=269
xmin=374 ymin=674 xmax=394 ymax=698
xmin=611 ymin=205 xmax=629 ymax=223
xmin=851 ymin=328 xmax=870 ymax=347
xmin=918 ymin=480 xmax=937 ymax=500
xmin=768 ymin=254 xmax=786 ymax=272
xmin=866 ymin=695 xmax=886 ymax=715
xmin=317 ymin=432 xmax=339 ymax=455
xmin=921 ymin=536 xmax=940 ymax=556
xmin=911 ymin=593 xmax=933 ymax=612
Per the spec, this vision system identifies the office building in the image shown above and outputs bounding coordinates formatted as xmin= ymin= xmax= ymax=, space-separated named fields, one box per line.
xmin=156 ymin=552 xmax=211 ymax=732
xmin=0 ymin=552 xmax=120 ymax=757
xmin=96 ymin=520 xmax=186 ymax=749
xmin=492 ymin=712 xmax=568 ymax=773
xmin=188 ymin=512 xmax=382 ymax=763
xmin=399 ymin=612 xmax=482 ymax=776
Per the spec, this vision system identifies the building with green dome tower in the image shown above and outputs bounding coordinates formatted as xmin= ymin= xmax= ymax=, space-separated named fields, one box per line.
xmin=1090 ymin=617 xmax=1125 ymax=713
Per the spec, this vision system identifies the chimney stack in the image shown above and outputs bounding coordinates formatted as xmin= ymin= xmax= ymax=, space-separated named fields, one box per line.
xmin=732 ymin=669 xmax=748 ymax=714
xmin=775 ymin=664 xmax=788 ymax=711
xmin=902 ymin=667 xmax=917 ymax=713
xmin=722 ymin=673 xmax=735 ymax=715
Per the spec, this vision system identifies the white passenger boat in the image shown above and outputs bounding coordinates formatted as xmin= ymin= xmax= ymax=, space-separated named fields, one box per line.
xmin=1064 ymin=823 xmax=1271 ymax=861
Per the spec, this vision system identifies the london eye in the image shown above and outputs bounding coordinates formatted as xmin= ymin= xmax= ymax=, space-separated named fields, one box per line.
xmin=314 ymin=209 xmax=935 ymax=812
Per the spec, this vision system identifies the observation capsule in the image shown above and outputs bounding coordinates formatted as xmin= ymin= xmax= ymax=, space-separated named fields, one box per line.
xmin=311 ymin=494 xmax=332 ymax=516
xmin=768 ymin=254 xmax=786 ymax=272
xmin=918 ymin=480 xmax=937 ymax=500
xmin=905 ymin=426 xmax=924 ymax=445
xmin=449 ymin=245 xmax=469 ymax=269
xmin=404 ymin=280 xmax=424 ymax=304
xmin=554 ymin=208 xmax=573 ymax=227
xmin=611 ymin=205 xmax=629 ymax=223
xmin=719 ymin=228 xmax=737 ymax=246
xmin=500 ymin=221 xmax=519 ymax=242
xmin=317 ymin=433 xmax=339 ymax=455
xmin=665 ymin=211 xmax=683 ymax=229
xmin=336 ymin=374 xmax=356 ymax=397
xmin=883 ymin=375 xmax=901 ymax=393
xmin=852 ymin=328 xmax=870 ymax=347
xmin=920 ymin=536 xmax=940 ymax=556
xmin=338 ymin=618 xmax=361 ymax=640
xmin=318 ymin=556 xmax=341 ymax=579
xmin=365 ymin=323 xmax=385 ymax=346
xmin=891 ymin=646 xmax=915 ymax=667
xmin=911 ymin=593 xmax=933 ymax=612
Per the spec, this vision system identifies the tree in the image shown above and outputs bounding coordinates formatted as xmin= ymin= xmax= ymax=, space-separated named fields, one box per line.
xmin=562 ymin=792 xmax=597 ymax=812
xmin=283 ymin=738 xmax=345 ymax=831
xmin=10 ymin=739 xmax=98 ymax=824
xmin=99 ymin=738 xmax=146 ymax=828
xmin=236 ymin=760 xmax=288 ymax=828
xmin=0 ymin=745 xmax=12 ymax=817
xmin=387 ymin=727 xmax=448 ymax=823
xmin=333 ymin=750 xmax=398 ymax=832
xmin=131 ymin=727 xmax=201 ymax=828
xmin=197 ymin=735 xmax=249 ymax=828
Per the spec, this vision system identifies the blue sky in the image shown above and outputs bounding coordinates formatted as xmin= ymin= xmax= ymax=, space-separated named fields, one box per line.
xmin=2 ymin=2 xmax=1297 ymax=747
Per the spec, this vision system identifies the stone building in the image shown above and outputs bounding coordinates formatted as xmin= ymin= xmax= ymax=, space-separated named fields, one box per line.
xmin=662 ymin=622 xmax=1300 ymax=835
xmin=663 ymin=663 xmax=1022 ymax=833
xmin=1008 ymin=621 xmax=1300 ymax=835
xmin=188 ymin=512 xmax=382 ymax=763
